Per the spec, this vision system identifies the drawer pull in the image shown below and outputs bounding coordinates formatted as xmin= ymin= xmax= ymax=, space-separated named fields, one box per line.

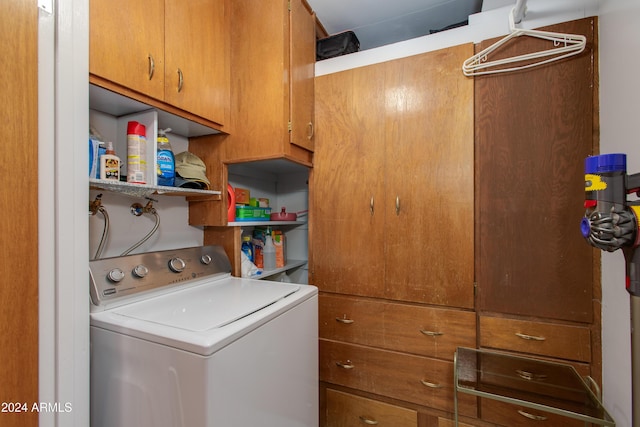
xmin=420 ymin=379 xmax=443 ymax=388
xmin=517 ymin=409 xmax=548 ymax=421
xmin=336 ymin=315 xmax=354 ymax=324
xmin=148 ymin=54 xmax=155 ymax=80
xmin=336 ymin=360 xmax=355 ymax=369
xmin=177 ymin=68 xmax=184 ymax=93
xmin=516 ymin=369 xmax=548 ymax=381
xmin=420 ymin=329 xmax=444 ymax=337
xmin=358 ymin=416 xmax=379 ymax=425
xmin=515 ymin=332 xmax=546 ymax=341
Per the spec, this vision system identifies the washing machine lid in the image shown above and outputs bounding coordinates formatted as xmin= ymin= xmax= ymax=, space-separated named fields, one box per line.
xmin=112 ymin=278 xmax=300 ymax=332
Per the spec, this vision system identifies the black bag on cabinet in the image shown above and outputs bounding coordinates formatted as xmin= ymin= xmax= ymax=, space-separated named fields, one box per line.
xmin=316 ymin=31 xmax=360 ymax=61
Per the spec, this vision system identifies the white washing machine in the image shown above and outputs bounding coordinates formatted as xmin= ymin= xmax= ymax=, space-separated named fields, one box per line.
xmin=89 ymin=245 xmax=318 ymax=427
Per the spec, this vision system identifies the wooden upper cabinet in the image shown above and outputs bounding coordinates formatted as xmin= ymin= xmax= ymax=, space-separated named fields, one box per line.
xmin=476 ymin=18 xmax=597 ymax=323
xmin=289 ymin=0 xmax=316 ymax=152
xmin=312 ymin=44 xmax=475 ymax=308
xmin=89 ymin=0 xmax=165 ymax=100
xmin=223 ymin=0 xmax=314 ymax=165
xmin=89 ymin=0 xmax=229 ymax=126
xmin=164 ymin=0 xmax=229 ymax=125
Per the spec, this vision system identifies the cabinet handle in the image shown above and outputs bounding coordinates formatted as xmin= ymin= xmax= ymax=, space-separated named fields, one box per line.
xmin=420 ymin=329 xmax=444 ymax=337
xmin=336 ymin=315 xmax=354 ymax=324
xmin=370 ymin=196 xmax=374 ymax=216
xmin=420 ymin=379 xmax=443 ymax=388
xmin=517 ymin=409 xmax=548 ymax=421
xmin=516 ymin=369 xmax=548 ymax=381
xmin=358 ymin=416 xmax=379 ymax=425
xmin=177 ymin=68 xmax=184 ymax=93
xmin=515 ymin=332 xmax=546 ymax=341
xmin=148 ymin=54 xmax=155 ymax=80
xmin=336 ymin=360 xmax=355 ymax=369
xmin=395 ymin=196 xmax=400 ymax=215
xmin=307 ymin=122 xmax=314 ymax=140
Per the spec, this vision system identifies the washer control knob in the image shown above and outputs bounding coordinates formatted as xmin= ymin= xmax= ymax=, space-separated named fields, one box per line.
xmin=168 ymin=257 xmax=186 ymax=273
xmin=107 ymin=268 xmax=125 ymax=283
xmin=132 ymin=264 xmax=149 ymax=278
xmin=201 ymin=254 xmax=212 ymax=265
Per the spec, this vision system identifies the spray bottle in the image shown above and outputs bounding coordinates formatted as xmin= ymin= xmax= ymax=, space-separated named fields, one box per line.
xmin=127 ymin=121 xmax=147 ymax=184
xmin=156 ymin=128 xmax=175 ymax=187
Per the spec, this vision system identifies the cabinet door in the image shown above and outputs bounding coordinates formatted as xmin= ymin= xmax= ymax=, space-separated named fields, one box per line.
xmin=289 ymin=0 xmax=315 ymax=151
xmin=383 ymin=45 xmax=475 ymax=309
xmin=312 ymin=65 xmax=386 ymax=297
xmin=89 ymin=0 xmax=165 ymax=100
xmin=164 ymin=0 xmax=229 ymax=125
xmin=476 ymin=18 xmax=596 ymax=322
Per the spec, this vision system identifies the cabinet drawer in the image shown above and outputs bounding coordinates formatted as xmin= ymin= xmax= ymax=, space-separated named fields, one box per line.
xmin=437 ymin=418 xmax=479 ymax=427
xmin=479 ymin=316 xmax=591 ymax=362
xmin=326 ymin=389 xmax=417 ymax=427
xmin=319 ymin=339 xmax=476 ymax=416
xmin=481 ymin=398 xmax=585 ymax=427
xmin=320 ymin=294 xmax=476 ymax=360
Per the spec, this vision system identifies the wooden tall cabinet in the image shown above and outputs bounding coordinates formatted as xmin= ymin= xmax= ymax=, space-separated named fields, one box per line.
xmin=313 ymin=44 xmax=476 ymax=425
xmin=313 ymin=17 xmax=599 ymax=427
xmin=89 ymin=0 xmax=229 ymax=127
xmin=222 ymin=0 xmax=315 ymax=165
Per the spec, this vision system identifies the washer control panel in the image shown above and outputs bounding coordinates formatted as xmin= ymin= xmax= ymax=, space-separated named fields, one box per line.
xmin=89 ymin=245 xmax=232 ymax=307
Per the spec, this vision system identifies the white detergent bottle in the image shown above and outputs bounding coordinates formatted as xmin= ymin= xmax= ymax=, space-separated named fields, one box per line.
xmin=99 ymin=141 xmax=120 ymax=181
xmin=263 ymin=235 xmax=276 ymax=271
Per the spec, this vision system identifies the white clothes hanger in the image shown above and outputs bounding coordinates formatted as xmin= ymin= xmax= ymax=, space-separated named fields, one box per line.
xmin=462 ymin=6 xmax=587 ymax=77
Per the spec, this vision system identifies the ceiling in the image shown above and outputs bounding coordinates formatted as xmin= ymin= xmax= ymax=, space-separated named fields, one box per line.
xmin=307 ymin=0 xmax=485 ymax=51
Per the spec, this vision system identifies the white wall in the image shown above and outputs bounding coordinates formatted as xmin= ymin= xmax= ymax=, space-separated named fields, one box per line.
xmin=598 ymin=1 xmax=640 ymax=426
xmin=88 ymin=110 xmax=204 ymax=258
xmin=316 ymin=0 xmax=599 ymax=76
xmin=316 ymin=0 xmax=634 ymax=425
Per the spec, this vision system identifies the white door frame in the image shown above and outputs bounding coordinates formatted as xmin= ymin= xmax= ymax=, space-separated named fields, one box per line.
xmin=38 ymin=0 xmax=90 ymax=425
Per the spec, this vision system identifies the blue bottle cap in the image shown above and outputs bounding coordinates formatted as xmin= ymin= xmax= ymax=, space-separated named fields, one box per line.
xmin=584 ymin=153 xmax=626 ymax=174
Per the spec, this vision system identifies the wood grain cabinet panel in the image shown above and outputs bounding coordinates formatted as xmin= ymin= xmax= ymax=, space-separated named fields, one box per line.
xmin=313 ymin=44 xmax=475 ymax=308
xmin=223 ymin=0 xmax=315 ymax=164
xmin=326 ymin=389 xmax=417 ymax=427
xmin=89 ymin=0 xmax=165 ymax=100
xmin=90 ymin=0 xmax=229 ymax=126
xmin=480 ymin=399 xmax=586 ymax=427
xmin=480 ymin=316 xmax=591 ymax=362
xmin=319 ymin=339 xmax=477 ymax=417
xmin=475 ymin=17 xmax=597 ymax=323
xmin=319 ymin=293 xmax=476 ymax=360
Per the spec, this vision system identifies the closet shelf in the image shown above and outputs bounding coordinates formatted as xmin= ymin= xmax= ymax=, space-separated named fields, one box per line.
xmin=250 ymin=259 xmax=307 ymax=280
xmin=90 ymin=178 xmax=222 ymax=199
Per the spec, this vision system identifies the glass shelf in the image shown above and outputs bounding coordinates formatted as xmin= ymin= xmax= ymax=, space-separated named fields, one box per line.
xmin=454 ymin=347 xmax=615 ymax=426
